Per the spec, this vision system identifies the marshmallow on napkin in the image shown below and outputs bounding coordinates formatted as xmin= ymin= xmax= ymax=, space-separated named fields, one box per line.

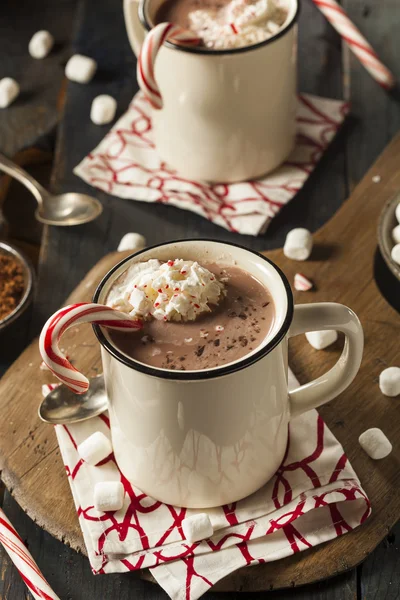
xmin=74 ymin=93 xmax=349 ymax=236
xmin=54 ymin=371 xmax=370 ymax=600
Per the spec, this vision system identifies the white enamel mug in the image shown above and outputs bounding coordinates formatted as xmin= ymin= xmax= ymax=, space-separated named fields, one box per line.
xmin=123 ymin=0 xmax=299 ymax=182
xmin=93 ymin=240 xmax=363 ymax=508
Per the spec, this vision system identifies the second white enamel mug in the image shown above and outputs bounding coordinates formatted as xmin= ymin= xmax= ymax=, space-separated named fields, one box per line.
xmin=93 ymin=240 xmax=363 ymax=508
xmin=124 ymin=0 xmax=299 ymax=182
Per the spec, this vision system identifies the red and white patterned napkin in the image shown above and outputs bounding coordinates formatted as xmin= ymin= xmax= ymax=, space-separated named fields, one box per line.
xmin=74 ymin=93 xmax=349 ymax=235
xmin=53 ymin=370 xmax=370 ymax=600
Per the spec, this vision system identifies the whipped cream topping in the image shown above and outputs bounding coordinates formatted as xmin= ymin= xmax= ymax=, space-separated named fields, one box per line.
xmin=107 ymin=259 xmax=226 ymax=322
xmin=188 ymin=0 xmax=287 ymax=50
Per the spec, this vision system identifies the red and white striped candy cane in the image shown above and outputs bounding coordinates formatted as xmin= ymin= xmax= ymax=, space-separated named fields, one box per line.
xmin=137 ymin=22 xmax=201 ymax=109
xmin=39 ymin=303 xmax=142 ymax=394
xmin=312 ymin=0 xmax=395 ymax=90
xmin=0 ymin=508 xmax=60 ymax=600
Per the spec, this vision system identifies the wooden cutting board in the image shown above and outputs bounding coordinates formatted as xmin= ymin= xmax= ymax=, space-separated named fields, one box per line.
xmin=0 ymin=134 xmax=399 ymax=592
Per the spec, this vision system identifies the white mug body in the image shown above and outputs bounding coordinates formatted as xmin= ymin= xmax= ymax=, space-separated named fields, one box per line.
xmin=101 ymin=341 xmax=290 ymax=507
xmin=125 ymin=0 xmax=299 ymax=182
xmin=94 ymin=239 xmax=364 ymax=508
xmin=95 ymin=240 xmax=292 ymax=507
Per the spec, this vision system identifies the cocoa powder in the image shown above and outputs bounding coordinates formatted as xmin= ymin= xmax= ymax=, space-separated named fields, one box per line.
xmin=0 ymin=252 xmax=25 ymax=320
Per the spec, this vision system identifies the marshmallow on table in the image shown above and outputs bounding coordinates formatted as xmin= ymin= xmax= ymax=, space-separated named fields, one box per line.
xmin=359 ymin=428 xmax=392 ymax=459
xmin=306 ymin=330 xmax=338 ymax=350
xmin=396 ymin=201 xmax=400 ymax=223
xmin=94 ymin=481 xmax=124 ymax=512
xmin=391 ymin=243 xmax=400 ymax=265
xmin=0 ymin=78 xmax=19 ymax=108
xmin=77 ymin=431 xmax=113 ymax=465
xmin=117 ymin=233 xmax=147 ymax=252
xmin=379 ymin=366 xmax=400 ymax=397
xmin=91 ymin=95 xmax=117 ymax=125
xmin=283 ymin=228 xmax=313 ymax=261
xmin=294 ymin=273 xmax=313 ymax=291
xmin=65 ymin=54 xmax=97 ymax=83
xmin=182 ymin=513 xmax=214 ymax=543
xmin=28 ymin=30 xmax=54 ymax=59
xmin=392 ymin=224 xmax=400 ymax=245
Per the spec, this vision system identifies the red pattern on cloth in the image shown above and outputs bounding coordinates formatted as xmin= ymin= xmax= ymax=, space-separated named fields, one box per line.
xmin=54 ymin=369 xmax=370 ymax=600
xmin=74 ymin=93 xmax=349 ymax=236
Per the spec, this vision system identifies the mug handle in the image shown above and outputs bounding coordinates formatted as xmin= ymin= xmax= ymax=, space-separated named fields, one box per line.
xmin=288 ymin=303 xmax=364 ymax=418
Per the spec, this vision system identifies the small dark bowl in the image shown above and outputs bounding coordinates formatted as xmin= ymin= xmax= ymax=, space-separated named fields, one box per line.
xmin=0 ymin=242 xmax=35 ymax=333
xmin=378 ymin=193 xmax=400 ymax=282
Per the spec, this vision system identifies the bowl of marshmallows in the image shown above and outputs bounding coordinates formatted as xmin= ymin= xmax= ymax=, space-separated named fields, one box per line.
xmin=378 ymin=193 xmax=400 ymax=282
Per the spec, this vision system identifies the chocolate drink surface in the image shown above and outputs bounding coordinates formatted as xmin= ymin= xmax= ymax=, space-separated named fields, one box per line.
xmin=154 ymin=0 xmax=288 ymax=50
xmin=108 ymin=264 xmax=274 ymax=371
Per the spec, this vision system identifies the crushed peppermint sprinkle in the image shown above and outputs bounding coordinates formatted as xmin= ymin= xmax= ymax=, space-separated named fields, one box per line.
xmin=107 ymin=259 xmax=226 ymax=322
xmin=215 ymin=325 xmax=224 ymax=332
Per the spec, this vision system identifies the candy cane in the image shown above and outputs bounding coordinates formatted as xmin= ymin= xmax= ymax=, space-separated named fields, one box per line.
xmin=0 ymin=508 xmax=60 ymax=600
xmin=39 ymin=303 xmax=142 ymax=394
xmin=137 ymin=22 xmax=201 ymax=109
xmin=312 ymin=0 xmax=395 ymax=90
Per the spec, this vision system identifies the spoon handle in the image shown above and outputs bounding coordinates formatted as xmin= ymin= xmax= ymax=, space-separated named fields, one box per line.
xmin=0 ymin=152 xmax=47 ymax=206
xmin=39 ymin=303 xmax=143 ymax=394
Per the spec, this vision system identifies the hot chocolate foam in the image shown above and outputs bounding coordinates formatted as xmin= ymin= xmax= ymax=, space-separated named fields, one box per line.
xmin=107 ymin=263 xmax=275 ymax=371
xmin=156 ymin=0 xmax=288 ymax=50
xmin=107 ymin=259 xmax=225 ymax=322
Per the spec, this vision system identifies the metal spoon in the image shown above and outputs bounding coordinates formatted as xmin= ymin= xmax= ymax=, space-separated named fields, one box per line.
xmin=0 ymin=152 xmax=103 ymax=226
xmin=39 ymin=375 xmax=107 ymax=424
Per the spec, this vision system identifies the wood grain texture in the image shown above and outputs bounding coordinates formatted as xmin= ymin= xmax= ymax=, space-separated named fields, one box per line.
xmin=0 ymin=0 xmax=77 ymax=159
xmin=0 ymin=132 xmax=399 ymax=594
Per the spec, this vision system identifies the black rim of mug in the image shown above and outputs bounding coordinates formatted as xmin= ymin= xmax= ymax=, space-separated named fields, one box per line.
xmin=93 ymin=239 xmax=294 ymax=381
xmin=138 ymin=0 xmax=300 ymax=56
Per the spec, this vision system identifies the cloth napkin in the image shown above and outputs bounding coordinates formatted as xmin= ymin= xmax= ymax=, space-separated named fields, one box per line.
xmin=53 ymin=370 xmax=370 ymax=600
xmin=74 ymin=93 xmax=349 ymax=236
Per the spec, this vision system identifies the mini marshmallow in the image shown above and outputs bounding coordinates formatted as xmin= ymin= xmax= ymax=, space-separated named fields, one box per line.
xmin=306 ymin=330 xmax=338 ymax=350
xmin=90 ymin=94 xmax=117 ymax=125
xmin=182 ymin=513 xmax=214 ymax=543
xmin=372 ymin=175 xmax=381 ymax=183
xmin=77 ymin=431 xmax=113 ymax=465
xmin=94 ymin=481 xmax=124 ymax=512
xmin=379 ymin=366 xmax=400 ymax=397
xmin=283 ymin=228 xmax=313 ymax=261
xmin=294 ymin=273 xmax=313 ymax=291
xmin=392 ymin=224 xmax=400 ymax=245
xmin=28 ymin=30 xmax=54 ymax=59
xmin=117 ymin=233 xmax=146 ymax=252
xmin=391 ymin=243 xmax=400 ymax=265
xmin=396 ymin=202 xmax=400 ymax=224
xmin=358 ymin=428 xmax=392 ymax=460
xmin=65 ymin=54 xmax=97 ymax=83
xmin=0 ymin=78 xmax=20 ymax=108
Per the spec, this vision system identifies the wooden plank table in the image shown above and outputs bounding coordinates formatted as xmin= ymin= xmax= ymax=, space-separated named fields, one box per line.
xmin=1 ymin=0 xmax=399 ymax=598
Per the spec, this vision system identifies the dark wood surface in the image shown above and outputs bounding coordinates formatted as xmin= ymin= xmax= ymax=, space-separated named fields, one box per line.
xmin=1 ymin=0 xmax=400 ymax=598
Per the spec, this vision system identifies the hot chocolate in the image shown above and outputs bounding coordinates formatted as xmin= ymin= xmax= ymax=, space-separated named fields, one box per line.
xmin=155 ymin=0 xmax=288 ymax=50
xmin=107 ymin=262 xmax=274 ymax=371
